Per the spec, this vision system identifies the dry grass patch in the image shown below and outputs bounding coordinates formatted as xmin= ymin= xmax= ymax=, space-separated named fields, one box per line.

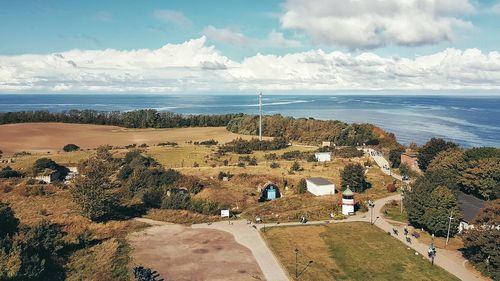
xmin=263 ymin=222 xmax=460 ymax=281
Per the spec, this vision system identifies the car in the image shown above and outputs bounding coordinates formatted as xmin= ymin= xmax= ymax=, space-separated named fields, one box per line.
xmin=402 ymin=175 xmax=410 ymax=181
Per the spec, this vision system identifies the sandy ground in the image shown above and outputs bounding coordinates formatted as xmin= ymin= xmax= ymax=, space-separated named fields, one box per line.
xmin=0 ymin=123 xmax=254 ymax=155
xmin=129 ymin=219 xmax=264 ymax=281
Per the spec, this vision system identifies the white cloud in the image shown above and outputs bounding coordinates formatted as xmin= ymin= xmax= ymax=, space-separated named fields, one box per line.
xmin=203 ymin=26 xmax=250 ymax=47
xmin=153 ymin=9 xmax=193 ymax=28
xmin=490 ymin=2 xmax=500 ymax=14
xmin=0 ymin=37 xmax=499 ymax=92
xmin=203 ymin=26 xmax=302 ymax=48
xmin=281 ymin=0 xmax=476 ymax=49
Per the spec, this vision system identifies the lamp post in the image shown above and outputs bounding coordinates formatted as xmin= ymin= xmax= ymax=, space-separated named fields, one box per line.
xmin=294 ymin=248 xmax=313 ymax=280
xmin=445 ymin=211 xmax=454 ymax=246
xmin=368 ymin=199 xmax=375 ymax=224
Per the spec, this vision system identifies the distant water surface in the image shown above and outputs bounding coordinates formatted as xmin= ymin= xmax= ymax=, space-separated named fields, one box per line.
xmin=0 ymin=94 xmax=499 ymax=148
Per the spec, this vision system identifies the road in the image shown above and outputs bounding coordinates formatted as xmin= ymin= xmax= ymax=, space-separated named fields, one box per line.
xmin=362 ymin=147 xmax=405 ymax=182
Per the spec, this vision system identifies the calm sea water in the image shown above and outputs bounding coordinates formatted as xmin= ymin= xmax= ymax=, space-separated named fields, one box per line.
xmin=0 ymin=94 xmax=499 ymax=148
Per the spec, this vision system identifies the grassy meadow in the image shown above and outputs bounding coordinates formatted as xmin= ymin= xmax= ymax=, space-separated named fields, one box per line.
xmin=262 ymin=222 xmax=460 ymax=281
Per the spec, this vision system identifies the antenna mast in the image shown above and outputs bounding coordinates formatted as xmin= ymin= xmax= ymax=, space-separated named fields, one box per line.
xmin=259 ymin=92 xmax=262 ymax=141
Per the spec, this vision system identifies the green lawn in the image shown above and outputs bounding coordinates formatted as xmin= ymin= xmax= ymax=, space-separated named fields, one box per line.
xmin=381 ymin=201 xmax=408 ymax=223
xmin=263 ymin=222 xmax=459 ymax=281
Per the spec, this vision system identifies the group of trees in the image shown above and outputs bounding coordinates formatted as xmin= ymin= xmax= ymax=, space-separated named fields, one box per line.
xmin=71 ymin=147 xmax=224 ymax=222
xmin=404 ymin=138 xmax=499 ymax=238
xmin=462 ymin=200 xmax=499 ymax=279
xmin=425 ymin=146 xmax=500 ymax=200
xmin=226 ymin=114 xmax=399 ymax=147
xmin=0 ymin=110 xmax=243 ymax=129
xmin=0 ymin=203 xmax=64 ymax=280
xmin=218 ymin=138 xmax=288 ymax=154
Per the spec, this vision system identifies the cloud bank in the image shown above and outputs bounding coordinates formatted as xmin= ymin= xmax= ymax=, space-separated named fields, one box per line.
xmin=281 ymin=0 xmax=476 ymax=49
xmin=0 ymin=37 xmax=499 ymax=92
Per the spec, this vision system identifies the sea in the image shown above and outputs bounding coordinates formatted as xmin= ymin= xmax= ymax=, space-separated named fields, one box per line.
xmin=0 ymin=93 xmax=499 ymax=148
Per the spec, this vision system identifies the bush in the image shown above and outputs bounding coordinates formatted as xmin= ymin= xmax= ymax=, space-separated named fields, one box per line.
xmin=341 ymin=163 xmax=369 ymax=192
xmin=333 ymin=147 xmax=364 ymax=158
xmin=157 ymin=142 xmax=178 ymax=146
xmin=0 ymin=166 xmax=22 ymax=178
xmin=270 ymin=162 xmax=280 ymax=169
xmin=63 ymin=143 xmax=80 ymax=152
xmin=297 ymin=179 xmax=307 ymax=194
xmin=290 ymin=161 xmax=303 ymax=172
xmin=194 ymin=139 xmax=218 ymax=146
xmin=281 ymin=150 xmax=304 ymax=160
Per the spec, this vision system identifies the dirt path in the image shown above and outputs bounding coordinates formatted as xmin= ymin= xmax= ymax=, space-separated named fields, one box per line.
xmin=129 ymin=218 xmax=264 ymax=281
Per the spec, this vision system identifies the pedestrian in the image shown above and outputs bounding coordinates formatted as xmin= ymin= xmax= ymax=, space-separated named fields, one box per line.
xmin=404 ymin=226 xmax=408 ymax=236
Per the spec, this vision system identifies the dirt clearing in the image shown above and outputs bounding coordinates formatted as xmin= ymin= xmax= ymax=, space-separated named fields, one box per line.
xmin=129 ymin=220 xmax=264 ymax=281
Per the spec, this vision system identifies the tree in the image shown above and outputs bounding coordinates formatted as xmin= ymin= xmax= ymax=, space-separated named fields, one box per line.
xmin=458 ymin=158 xmax=500 ymax=200
xmin=32 ymin=158 xmax=69 ymax=181
xmin=389 ymin=148 xmax=404 ymax=168
xmin=71 ymin=146 xmax=118 ymax=221
xmin=341 ymin=163 xmax=368 ymax=192
xmin=404 ymin=176 xmax=434 ymax=228
xmin=62 ymin=143 xmax=80 ymax=152
xmin=464 ymin=147 xmax=500 ymax=162
xmin=422 ymin=186 xmax=460 ymax=237
xmin=0 ymin=149 xmax=3 ymax=158
xmin=462 ymin=200 xmax=500 ymax=280
xmin=0 ymin=166 xmax=22 ymax=178
xmin=0 ymin=202 xmax=19 ymax=238
xmin=297 ymin=179 xmax=307 ymax=194
xmin=418 ymin=138 xmax=458 ymax=171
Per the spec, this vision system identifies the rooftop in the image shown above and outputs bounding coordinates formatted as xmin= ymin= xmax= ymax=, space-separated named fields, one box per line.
xmin=306 ymin=177 xmax=333 ymax=186
xmin=342 ymin=187 xmax=354 ymax=196
xmin=457 ymin=192 xmax=486 ymax=223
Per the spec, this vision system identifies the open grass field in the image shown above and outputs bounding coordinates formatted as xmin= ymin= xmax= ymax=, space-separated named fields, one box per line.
xmin=0 ymin=123 xmax=256 ymax=155
xmin=262 ymin=222 xmax=460 ymax=281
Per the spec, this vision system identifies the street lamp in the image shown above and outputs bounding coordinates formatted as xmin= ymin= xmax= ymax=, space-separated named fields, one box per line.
xmin=368 ymin=200 xmax=375 ymax=224
xmin=295 ymin=248 xmax=313 ymax=280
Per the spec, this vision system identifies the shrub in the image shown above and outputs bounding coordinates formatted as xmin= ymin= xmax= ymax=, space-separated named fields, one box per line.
xmin=194 ymin=139 xmax=218 ymax=146
xmin=270 ymin=162 xmax=280 ymax=169
xmin=63 ymin=143 xmax=80 ymax=152
xmin=157 ymin=141 xmax=178 ymax=146
xmin=297 ymin=179 xmax=307 ymax=194
xmin=333 ymin=147 xmax=364 ymax=158
xmin=290 ymin=161 xmax=303 ymax=172
xmin=0 ymin=166 xmax=22 ymax=178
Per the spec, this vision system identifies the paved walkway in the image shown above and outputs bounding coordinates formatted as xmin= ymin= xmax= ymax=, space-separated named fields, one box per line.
xmin=372 ymin=194 xmax=484 ymax=281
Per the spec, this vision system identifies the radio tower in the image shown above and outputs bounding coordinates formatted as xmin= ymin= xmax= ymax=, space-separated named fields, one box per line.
xmin=259 ymin=92 xmax=263 ymax=141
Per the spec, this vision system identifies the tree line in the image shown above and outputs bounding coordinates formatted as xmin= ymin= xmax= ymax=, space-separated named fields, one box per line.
xmin=0 ymin=109 xmax=242 ymax=128
xmin=226 ymin=114 xmax=400 ymax=148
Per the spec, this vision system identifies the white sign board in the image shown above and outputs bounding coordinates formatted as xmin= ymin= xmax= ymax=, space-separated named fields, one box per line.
xmin=220 ymin=210 xmax=230 ymax=218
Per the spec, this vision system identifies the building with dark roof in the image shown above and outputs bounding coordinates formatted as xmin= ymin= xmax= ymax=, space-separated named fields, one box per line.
xmin=457 ymin=192 xmax=486 ymax=233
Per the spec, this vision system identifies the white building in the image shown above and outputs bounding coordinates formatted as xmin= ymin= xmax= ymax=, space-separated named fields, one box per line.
xmin=314 ymin=152 xmax=331 ymax=162
xmin=342 ymin=187 xmax=355 ymax=215
xmin=305 ymin=177 xmax=336 ymax=196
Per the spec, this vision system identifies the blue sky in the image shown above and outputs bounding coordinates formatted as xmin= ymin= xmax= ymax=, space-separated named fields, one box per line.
xmin=0 ymin=0 xmax=499 ymax=93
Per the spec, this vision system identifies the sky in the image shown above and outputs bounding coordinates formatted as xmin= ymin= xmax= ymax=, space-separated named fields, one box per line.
xmin=0 ymin=0 xmax=500 ymax=93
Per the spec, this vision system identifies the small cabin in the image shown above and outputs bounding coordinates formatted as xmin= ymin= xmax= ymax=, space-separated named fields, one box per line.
xmin=259 ymin=182 xmax=281 ymax=202
xmin=457 ymin=192 xmax=486 ymax=233
xmin=306 ymin=177 xmax=336 ymax=196
xmin=314 ymin=152 xmax=332 ymax=162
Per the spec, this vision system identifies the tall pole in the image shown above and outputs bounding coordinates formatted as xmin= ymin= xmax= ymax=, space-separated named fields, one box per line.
xmin=259 ymin=92 xmax=262 ymax=141
xmin=295 ymin=248 xmax=298 ymax=279
xmin=446 ymin=211 xmax=454 ymax=246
